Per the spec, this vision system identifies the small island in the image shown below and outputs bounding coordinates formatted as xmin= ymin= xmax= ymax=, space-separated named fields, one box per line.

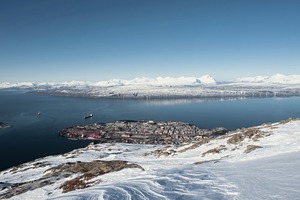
xmin=0 ymin=122 xmax=12 ymax=129
xmin=58 ymin=120 xmax=228 ymax=145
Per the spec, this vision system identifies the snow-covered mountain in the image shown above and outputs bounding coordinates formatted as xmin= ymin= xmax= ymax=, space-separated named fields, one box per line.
xmin=94 ymin=75 xmax=217 ymax=87
xmin=236 ymin=73 xmax=300 ymax=84
xmin=1 ymin=74 xmax=300 ymax=99
xmin=0 ymin=82 xmax=37 ymax=89
xmin=0 ymin=75 xmax=216 ymax=89
xmin=1 ymin=118 xmax=300 ymax=199
xmin=2 ymin=74 xmax=300 ymax=89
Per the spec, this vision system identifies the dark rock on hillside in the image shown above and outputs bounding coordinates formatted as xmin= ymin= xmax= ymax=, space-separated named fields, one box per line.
xmin=0 ymin=160 xmax=144 ymax=198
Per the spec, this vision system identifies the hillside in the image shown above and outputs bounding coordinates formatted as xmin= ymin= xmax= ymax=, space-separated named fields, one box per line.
xmin=1 ymin=118 xmax=300 ymax=199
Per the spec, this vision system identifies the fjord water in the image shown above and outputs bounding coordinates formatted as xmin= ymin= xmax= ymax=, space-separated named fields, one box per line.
xmin=1 ymin=90 xmax=300 ymax=171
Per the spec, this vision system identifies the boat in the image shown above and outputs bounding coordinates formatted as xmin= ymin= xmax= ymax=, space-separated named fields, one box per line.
xmin=0 ymin=122 xmax=12 ymax=128
xmin=84 ymin=114 xmax=93 ymax=119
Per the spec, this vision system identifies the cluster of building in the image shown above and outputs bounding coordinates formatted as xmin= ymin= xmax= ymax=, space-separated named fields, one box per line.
xmin=58 ymin=120 xmax=228 ymax=145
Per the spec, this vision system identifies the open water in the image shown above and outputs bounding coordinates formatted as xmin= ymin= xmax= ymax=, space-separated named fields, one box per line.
xmin=1 ymin=90 xmax=300 ymax=171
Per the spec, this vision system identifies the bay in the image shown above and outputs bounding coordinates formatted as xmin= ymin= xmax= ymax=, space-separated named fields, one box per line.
xmin=0 ymin=90 xmax=300 ymax=171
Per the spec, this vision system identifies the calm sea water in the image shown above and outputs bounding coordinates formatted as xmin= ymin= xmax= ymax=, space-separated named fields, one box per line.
xmin=1 ymin=90 xmax=300 ymax=171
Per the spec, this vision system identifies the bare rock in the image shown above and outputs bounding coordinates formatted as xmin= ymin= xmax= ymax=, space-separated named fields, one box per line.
xmin=202 ymin=145 xmax=226 ymax=157
xmin=194 ymin=159 xmax=220 ymax=165
xmin=227 ymin=128 xmax=265 ymax=144
xmin=54 ymin=160 xmax=144 ymax=193
xmin=145 ymin=146 xmax=177 ymax=157
xmin=0 ymin=160 xmax=144 ymax=198
xmin=178 ymin=139 xmax=209 ymax=154
xmin=227 ymin=133 xmax=245 ymax=145
xmin=243 ymin=145 xmax=262 ymax=154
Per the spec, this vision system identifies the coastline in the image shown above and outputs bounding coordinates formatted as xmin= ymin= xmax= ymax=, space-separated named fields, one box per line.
xmin=28 ymin=86 xmax=300 ymax=100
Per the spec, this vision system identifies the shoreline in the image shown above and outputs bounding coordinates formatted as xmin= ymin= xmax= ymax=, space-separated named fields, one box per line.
xmin=29 ymin=89 xmax=300 ymax=100
xmin=2 ymin=87 xmax=300 ymax=101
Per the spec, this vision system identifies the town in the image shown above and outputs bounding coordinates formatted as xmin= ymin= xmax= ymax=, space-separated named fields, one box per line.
xmin=58 ymin=120 xmax=228 ymax=145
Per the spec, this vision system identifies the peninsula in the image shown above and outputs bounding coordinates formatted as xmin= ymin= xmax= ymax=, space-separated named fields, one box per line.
xmin=58 ymin=120 xmax=228 ymax=145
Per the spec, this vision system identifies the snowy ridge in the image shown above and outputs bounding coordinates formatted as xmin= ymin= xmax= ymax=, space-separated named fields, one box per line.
xmin=236 ymin=73 xmax=300 ymax=84
xmin=1 ymin=119 xmax=300 ymax=199
xmin=88 ymin=75 xmax=216 ymax=87
xmin=0 ymin=82 xmax=36 ymax=89
xmin=1 ymin=74 xmax=300 ymax=99
xmin=1 ymin=74 xmax=300 ymax=89
xmin=0 ymin=75 xmax=216 ymax=89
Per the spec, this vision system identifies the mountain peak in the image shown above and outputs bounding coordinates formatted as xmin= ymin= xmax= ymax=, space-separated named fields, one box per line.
xmin=198 ymin=75 xmax=217 ymax=84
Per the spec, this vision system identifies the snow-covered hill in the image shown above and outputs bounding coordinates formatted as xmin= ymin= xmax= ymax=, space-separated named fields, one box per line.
xmin=94 ymin=76 xmax=217 ymax=87
xmin=0 ymin=82 xmax=36 ymax=89
xmin=2 ymin=74 xmax=300 ymax=90
xmin=1 ymin=74 xmax=300 ymax=99
xmin=236 ymin=73 xmax=300 ymax=84
xmin=1 ymin=118 xmax=300 ymax=199
xmin=0 ymin=75 xmax=216 ymax=89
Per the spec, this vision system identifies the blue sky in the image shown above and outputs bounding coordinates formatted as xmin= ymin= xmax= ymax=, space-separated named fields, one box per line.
xmin=0 ymin=0 xmax=299 ymax=82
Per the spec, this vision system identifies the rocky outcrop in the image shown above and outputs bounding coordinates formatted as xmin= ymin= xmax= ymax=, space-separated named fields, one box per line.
xmin=227 ymin=128 xmax=268 ymax=145
xmin=53 ymin=160 xmax=144 ymax=193
xmin=202 ymin=145 xmax=227 ymax=157
xmin=0 ymin=160 xmax=144 ymax=198
xmin=244 ymin=145 xmax=262 ymax=154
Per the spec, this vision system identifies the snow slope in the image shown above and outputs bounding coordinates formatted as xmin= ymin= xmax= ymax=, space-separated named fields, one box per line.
xmin=1 ymin=119 xmax=300 ymax=199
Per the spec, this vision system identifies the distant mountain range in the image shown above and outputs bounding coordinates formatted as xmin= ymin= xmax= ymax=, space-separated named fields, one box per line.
xmin=1 ymin=74 xmax=300 ymax=89
xmin=1 ymin=74 xmax=300 ymax=99
xmin=0 ymin=75 xmax=216 ymax=89
xmin=236 ymin=74 xmax=300 ymax=84
xmin=93 ymin=75 xmax=217 ymax=87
